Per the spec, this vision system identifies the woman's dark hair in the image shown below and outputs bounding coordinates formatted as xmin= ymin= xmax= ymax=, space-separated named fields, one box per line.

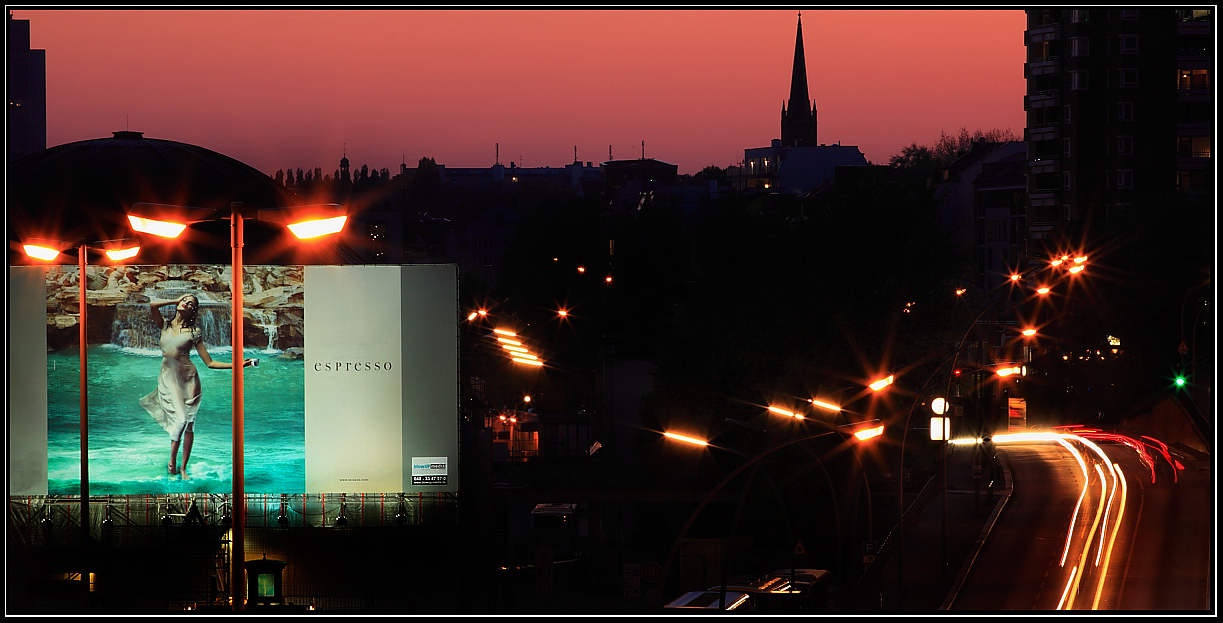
xmin=177 ymin=294 xmax=204 ymax=343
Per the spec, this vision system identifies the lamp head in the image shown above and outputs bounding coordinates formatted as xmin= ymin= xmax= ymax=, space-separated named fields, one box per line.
xmin=127 ymin=203 xmax=218 ymax=238
xmin=257 ymin=204 xmax=347 ymax=239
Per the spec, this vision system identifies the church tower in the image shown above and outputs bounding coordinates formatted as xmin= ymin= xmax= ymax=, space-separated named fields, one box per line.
xmin=781 ymin=13 xmax=818 ymax=148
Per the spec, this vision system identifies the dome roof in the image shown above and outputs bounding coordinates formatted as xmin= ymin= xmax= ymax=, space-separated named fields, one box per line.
xmin=8 ymin=131 xmax=360 ymax=265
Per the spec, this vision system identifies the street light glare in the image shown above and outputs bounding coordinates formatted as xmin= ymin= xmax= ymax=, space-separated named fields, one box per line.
xmin=467 ymin=312 xmax=479 ymax=321
xmin=557 ymin=309 xmax=568 ymax=317
xmin=1073 ymin=256 xmax=1087 ymax=264
xmin=497 ymin=337 xmax=523 ymax=345
xmin=127 ymin=214 xmax=187 ymax=238
xmin=931 ymin=397 xmax=947 ymax=415
xmin=809 ymin=398 xmax=841 ymax=412
xmin=854 ymin=425 xmax=884 ymax=441
xmin=1068 ymin=265 xmax=1086 ymax=274
xmin=869 ymin=375 xmax=894 ymax=391
xmin=493 ymin=329 xmax=517 ymax=336
xmin=287 ymin=215 xmax=347 ymax=239
xmin=1037 ymin=286 xmax=1051 ymax=295
xmin=22 ymin=244 xmax=61 ymax=261
xmin=104 ymin=246 xmax=140 ymax=261
xmin=663 ymin=432 xmax=708 ymax=447
xmin=767 ymin=406 xmax=801 ymax=419
xmin=1010 ymin=274 xmax=1021 ymax=282
xmin=512 ymin=357 xmax=544 ymax=366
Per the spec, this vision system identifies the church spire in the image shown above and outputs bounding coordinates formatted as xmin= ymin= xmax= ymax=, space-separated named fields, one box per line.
xmin=788 ymin=13 xmax=810 ymax=116
xmin=781 ymin=12 xmax=818 ymax=147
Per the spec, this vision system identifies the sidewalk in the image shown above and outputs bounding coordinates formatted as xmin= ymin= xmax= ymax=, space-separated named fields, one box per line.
xmin=874 ymin=442 xmax=1011 ymax=611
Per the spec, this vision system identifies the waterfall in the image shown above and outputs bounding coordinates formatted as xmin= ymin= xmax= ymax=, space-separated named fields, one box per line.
xmin=110 ymin=280 xmax=231 ymax=350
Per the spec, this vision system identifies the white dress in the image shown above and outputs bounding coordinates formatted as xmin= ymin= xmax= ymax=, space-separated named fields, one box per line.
xmin=140 ymin=321 xmax=204 ymax=441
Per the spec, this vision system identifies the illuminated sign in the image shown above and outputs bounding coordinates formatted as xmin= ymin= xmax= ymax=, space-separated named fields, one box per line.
xmin=8 ymin=264 xmax=458 ymax=496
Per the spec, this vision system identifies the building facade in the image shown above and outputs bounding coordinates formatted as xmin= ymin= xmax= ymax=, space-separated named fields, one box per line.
xmin=7 ymin=12 xmax=47 ymax=162
xmin=1024 ymin=8 xmax=1213 ymax=245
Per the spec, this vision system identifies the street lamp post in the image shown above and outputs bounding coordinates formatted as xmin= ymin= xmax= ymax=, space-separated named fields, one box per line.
xmin=127 ymin=201 xmax=345 ymax=610
xmin=20 ymin=237 xmax=140 ymax=609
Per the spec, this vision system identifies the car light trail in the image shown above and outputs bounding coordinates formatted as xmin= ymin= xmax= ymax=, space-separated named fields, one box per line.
xmin=1091 ymin=464 xmax=1128 ymax=610
xmin=1058 ymin=565 xmax=1078 ymax=610
xmin=1062 ymin=463 xmax=1109 ymax=610
xmin=986 ymin=428 xmax=1134 ymax=609
xmin=1096 ymin=461 xmax=1120 ymax=567
xmin=1055 ymin=437 xmax=1090 ymax=568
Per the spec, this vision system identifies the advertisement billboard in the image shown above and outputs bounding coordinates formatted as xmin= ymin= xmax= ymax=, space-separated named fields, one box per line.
xmin=7 ymin=263 xmax=458 ymax=496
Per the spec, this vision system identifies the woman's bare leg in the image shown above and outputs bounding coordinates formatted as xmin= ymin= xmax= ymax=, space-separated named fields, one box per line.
xmin=180 ymin=427 xmax=194 ymax=477
xmin=169 ymin=440 xmax=180 ymax=475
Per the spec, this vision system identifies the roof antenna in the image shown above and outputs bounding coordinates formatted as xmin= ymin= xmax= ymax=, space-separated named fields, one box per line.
xmin=496 ymin=142 xmax=500 ymax=165
xmin=609 ymin=145 xmax=613 ymax=161
xmin=641 ymin=140 xmax=645 ymax=160
xmin=574 ymin=145 xmax=578 ymax=163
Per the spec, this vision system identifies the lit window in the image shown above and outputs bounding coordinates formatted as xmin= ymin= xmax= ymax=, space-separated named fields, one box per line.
xmin=1177 ymin=136 xmax=1211 ymax=158
xmin=1178 ymin=69 xmax=1210 ymax=90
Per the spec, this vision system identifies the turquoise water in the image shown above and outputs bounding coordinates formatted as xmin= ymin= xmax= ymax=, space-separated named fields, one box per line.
xmin=48 ymin=345 xmax=305 ymax=495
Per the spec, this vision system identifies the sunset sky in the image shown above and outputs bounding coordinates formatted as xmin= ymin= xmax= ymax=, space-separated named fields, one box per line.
xmin=15 ymin=9 xmax=1026 ymax=175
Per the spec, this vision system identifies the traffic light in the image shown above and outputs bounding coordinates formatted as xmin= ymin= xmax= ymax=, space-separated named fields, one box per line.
xmin=1175 ymin=375 xmax=1187 ymax=388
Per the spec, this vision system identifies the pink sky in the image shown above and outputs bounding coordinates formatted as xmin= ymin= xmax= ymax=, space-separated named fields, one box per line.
xmin=16 ymin=9 xmax=1026 ymax=175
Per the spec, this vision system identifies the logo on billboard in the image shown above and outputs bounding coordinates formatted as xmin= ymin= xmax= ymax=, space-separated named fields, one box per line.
xmin=411 ymin=456 xmax=448 ymax=485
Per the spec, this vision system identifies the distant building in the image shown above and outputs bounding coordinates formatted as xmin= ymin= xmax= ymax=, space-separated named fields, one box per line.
xmin=601 ymin=158 xmax=680 ymax=213
xmin=933 ymin=140 xmax=1029 ymax=292
xmin=7 ymin=12 xmax=46 ymax=162
xmin=1024 ymin=8 xmax=1213 ymax=245
xmin=733 ymin=14 xmax=869 ymax=194
xmin=444 ymin=201 xmax=520 ymax=283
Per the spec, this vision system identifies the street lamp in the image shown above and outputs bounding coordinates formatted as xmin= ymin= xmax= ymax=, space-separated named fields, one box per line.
xmin=20 ymin=236 xmax=140 ymax=608
xmin=125 ymin=201 xmax=345 ymax=611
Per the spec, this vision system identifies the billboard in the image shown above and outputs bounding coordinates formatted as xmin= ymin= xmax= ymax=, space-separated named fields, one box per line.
xmin=7 ymin=264 xmax=458 ymax=496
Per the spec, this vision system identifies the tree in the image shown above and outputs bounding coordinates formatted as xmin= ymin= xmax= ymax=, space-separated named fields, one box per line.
xmin=693 ymin=165 xmax=728 ymax=184
xmin=890 ymin=126 xmax=1019 ymax=188
xmin=274 ymin=169 xmax=284 ymax=186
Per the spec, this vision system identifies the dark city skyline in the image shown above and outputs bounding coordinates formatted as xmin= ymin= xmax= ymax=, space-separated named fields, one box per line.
xmin=12 ymin=9 xmax=1025 ymax=174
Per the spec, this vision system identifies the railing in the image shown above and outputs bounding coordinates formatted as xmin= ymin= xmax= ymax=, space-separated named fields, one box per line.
xmin=8 ymin=491 xmax=461 ymax=547
xmin=853 ymin=474 xmax=938 ymax=591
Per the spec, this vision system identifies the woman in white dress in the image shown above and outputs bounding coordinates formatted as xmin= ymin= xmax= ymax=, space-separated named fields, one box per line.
xmin=140 ymin=293 xmax=255 ymax=477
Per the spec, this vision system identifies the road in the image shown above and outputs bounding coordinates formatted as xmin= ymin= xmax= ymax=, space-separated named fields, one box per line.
xmin=950 ymin=431 xmax=1211 ymax=612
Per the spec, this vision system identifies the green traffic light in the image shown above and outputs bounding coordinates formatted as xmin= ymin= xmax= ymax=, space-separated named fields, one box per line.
xmin=1175 ymin=376 xmax=1186 ymax=387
